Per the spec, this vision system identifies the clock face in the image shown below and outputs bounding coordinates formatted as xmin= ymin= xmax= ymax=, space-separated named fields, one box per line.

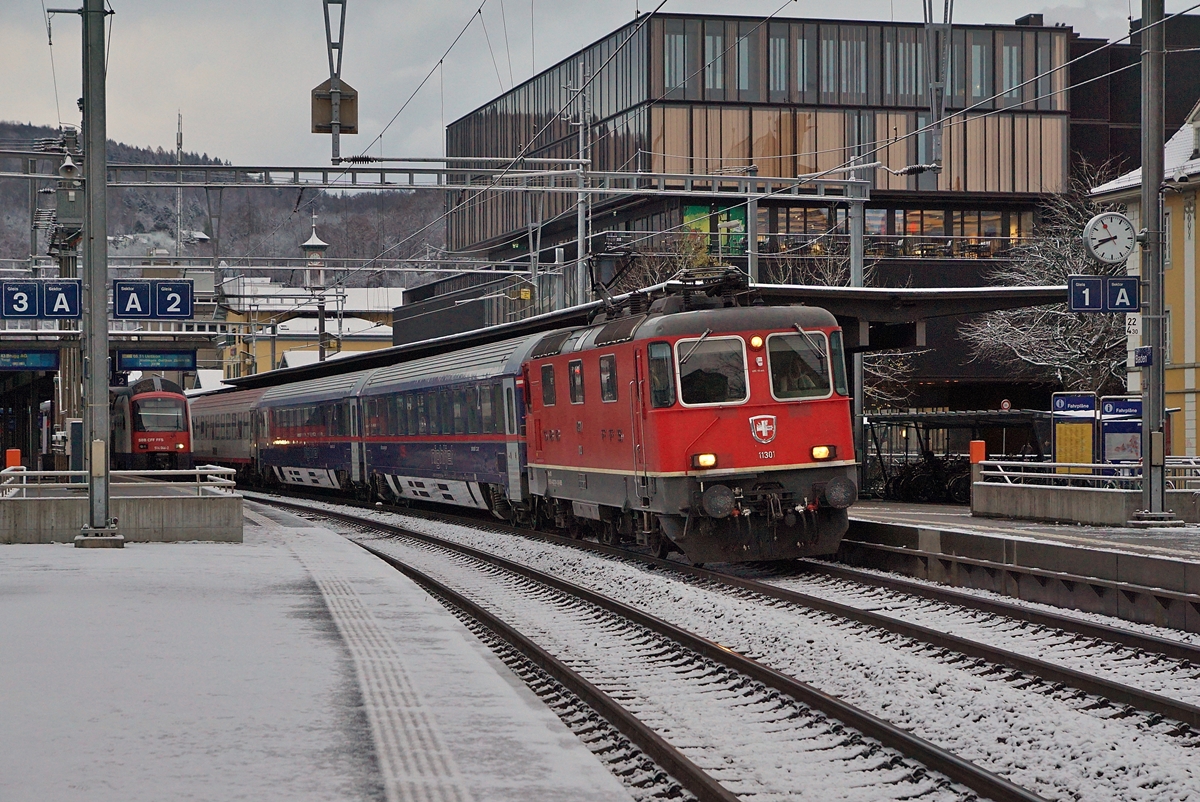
xmin=1084 ymin=212 xmax=1137 ymax=264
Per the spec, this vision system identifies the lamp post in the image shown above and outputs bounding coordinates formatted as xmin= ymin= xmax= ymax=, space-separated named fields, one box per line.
xmin=301 ymin=213 xmax=330 ymax=361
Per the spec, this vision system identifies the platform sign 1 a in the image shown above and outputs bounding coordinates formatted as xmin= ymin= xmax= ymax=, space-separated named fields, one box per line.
xmin=1068 ymin=276 xmax=1141 ymax=312
xmin=1051 ymin=392 xmax=1097 ymax=471
xmin=1100 ymin=396 xmax=1142 ymax=466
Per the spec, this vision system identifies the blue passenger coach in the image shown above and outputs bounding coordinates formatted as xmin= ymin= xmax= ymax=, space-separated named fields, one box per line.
xmin=356 ymin=336 xmax=530 ymax=514
xmin=249 ymin=335 xmax=533 ymax=516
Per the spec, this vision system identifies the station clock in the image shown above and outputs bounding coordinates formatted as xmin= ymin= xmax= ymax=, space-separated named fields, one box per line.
xmin=1083 ymin=212 xmax=1137 ymax=265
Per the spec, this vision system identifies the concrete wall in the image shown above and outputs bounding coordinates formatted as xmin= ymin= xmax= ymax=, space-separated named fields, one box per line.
xmin=0 ymin=495 xmax=243 ymax=544
xmin=972 ymin=482 xmax=1200 ymax=526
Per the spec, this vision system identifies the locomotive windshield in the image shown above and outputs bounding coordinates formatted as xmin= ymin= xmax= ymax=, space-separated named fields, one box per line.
xmin=767 ymin=332 xmax=832 ymax=399
xmin=676 ymin=337 xmax=748 ymax=405
xmin=133 ymin=397 xmax=188 ymax=432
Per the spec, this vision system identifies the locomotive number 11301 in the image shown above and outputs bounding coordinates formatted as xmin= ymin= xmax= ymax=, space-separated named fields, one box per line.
xmin=758 ymin=450 xmax=775 ymax=460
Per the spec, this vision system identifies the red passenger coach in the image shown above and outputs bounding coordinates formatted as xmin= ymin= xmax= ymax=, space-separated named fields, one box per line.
xmin=110 ymin=377 xmax=193 ymax=470
xmin=524 ymin=294 xmax=857 ymax=563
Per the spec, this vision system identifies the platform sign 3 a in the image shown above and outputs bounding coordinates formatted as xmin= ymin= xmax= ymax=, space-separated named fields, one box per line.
xmin=113 ymin=280 xmax=194 ymax=320
xmin=0 ymin=279 xmax=81 ymax=319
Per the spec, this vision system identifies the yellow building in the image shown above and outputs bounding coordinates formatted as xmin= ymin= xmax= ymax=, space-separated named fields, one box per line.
xmin=1094 ymin=100 xmax=1200 ymax=454
xmin=217 ymin=276 xmax=403 ymax=378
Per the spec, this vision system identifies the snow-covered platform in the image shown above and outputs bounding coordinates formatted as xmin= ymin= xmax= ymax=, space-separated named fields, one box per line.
xmin=846 ymin=500 xmax=1200 ymax=630
xmin=0 ymin=501 xmax=634 ymax=802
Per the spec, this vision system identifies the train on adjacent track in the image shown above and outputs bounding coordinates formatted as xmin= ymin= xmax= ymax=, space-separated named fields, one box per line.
xmin=110 ymin=376 xmax=193 ymax=469
xmin=192 ymin=273 xmax=858 ymax=562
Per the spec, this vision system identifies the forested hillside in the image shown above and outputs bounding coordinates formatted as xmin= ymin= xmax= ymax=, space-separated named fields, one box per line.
xmin=0 ymin=121 xmax=444 ymax=287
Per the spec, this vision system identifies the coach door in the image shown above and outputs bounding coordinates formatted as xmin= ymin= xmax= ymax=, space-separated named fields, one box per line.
xmin=630 ymin=349 xmax=650 ymax=507
xmin=503 ymin=376 xmax=523 ymax=502
xmin=348 ymin=399 xmax=362 ymax=483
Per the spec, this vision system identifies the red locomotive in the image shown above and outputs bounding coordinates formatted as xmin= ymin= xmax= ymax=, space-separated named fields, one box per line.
xmin=525 ymin=288 xmax=857 ymax=562
xmin=110 ymin=377 xmax=193 ymax=469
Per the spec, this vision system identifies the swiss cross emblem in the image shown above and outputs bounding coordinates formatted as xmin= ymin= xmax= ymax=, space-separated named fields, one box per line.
xmin=749 ymin=415 xmax=777 ymax=444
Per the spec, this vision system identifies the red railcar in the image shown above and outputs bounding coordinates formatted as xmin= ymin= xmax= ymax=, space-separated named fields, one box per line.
xmin=110 ymin=377 xmax=192 ymax=470
xmin=524 ymin=294 xmax=857 ymax=563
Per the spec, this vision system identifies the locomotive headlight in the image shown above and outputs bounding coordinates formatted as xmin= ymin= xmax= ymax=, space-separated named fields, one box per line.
xmin=749 ymin=335 xmax=764 ymax=350
xmin=811 ymin=445 xmax=835 ymax=460
xmin=691 ymin=453 xmax=718 ymax=469
xmin=176 ymin=443 xmax=185 ymax=450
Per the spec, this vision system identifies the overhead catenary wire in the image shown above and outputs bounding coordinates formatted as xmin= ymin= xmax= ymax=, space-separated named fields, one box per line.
xmin=479 ymin=7 xmax=507 ymax=92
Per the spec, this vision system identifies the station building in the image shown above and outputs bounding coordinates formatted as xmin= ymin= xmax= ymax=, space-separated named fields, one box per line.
xmin=443 ymin=11 xmax=1200 ymax=413
xmin=1094 ymin=101 xmax=1200 ymax=456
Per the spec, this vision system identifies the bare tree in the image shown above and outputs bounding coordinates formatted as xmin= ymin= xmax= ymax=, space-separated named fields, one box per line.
xmin=959 ymin=163 xmax=1128 ymax=395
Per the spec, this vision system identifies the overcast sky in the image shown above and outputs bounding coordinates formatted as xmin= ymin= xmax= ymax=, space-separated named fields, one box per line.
xmin=1 ymin=1 xmax=1188 ymax=166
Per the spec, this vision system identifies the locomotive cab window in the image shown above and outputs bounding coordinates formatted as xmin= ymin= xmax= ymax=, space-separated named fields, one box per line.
xmin=767 ymin=331 xmax=833 ymax=400
xmin=675 ymin=336 xmax=749 ymax=406
xmin=599 ymin=355 xmax=618 ymax=402
xmin=541 ymin=364 xmax=556 ymax=406
xmin=133 ymin=397 xmax=187 ymax=432
xmin=568 ymin=360 xmax=584 ymax=404
xmin=648 ymin=342 xmax=675 ymax=408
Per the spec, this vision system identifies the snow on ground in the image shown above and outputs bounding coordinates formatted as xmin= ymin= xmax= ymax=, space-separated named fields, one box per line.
xmin=755 ymin=571 xmax=1200 ymax=704
xmin=0 ymin=505 xmax=634 ymax=802
xmin=358 ymin=533 xmax=964 ymax=802
xmin=314 ymin=501 xmax=1200 ymax=802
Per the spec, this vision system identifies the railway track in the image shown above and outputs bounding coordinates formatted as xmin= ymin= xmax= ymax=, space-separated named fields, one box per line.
xmin=254 ymin=496 xmax=1042 ymax=802
xmin=252 ymin=492 xmax=1200 ymax=800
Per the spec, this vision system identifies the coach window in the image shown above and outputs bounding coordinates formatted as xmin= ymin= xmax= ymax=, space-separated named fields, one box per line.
xmin=647 ymin=342 xmax=675 ymax=408
xmin=466 ymin=387 xmax=480 ymax=434
xmin=599 ymin=355 xmax=618 ymax=402
xmin=406 ymin=394 xmax=418 ymax=435
xmin=453 ymin=389 xmax=466 ymax=434
xmin=767 ymin=331 xmax=832 ymax=400
xmin=481 ymin=384 xmax=495 ymax=433
xmin=417 ymin=393 xmax=429 ymax=435
xmin=675 ymin=336 xmax=749 ymax=406
xmin=568 ymin=360 xmax=584 ymax=404
xmin=440 ymin=389 xmax=454 ymax=434
xmin=541 ymin=364 xmax=556 ymax=406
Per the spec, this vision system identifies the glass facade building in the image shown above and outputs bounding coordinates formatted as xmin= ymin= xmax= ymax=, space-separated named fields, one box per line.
xmin=446 ymin=13 xmax=1071 ymax=255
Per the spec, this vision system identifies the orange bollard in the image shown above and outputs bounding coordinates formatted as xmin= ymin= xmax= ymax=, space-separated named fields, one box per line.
xmin=969 ymin=440 xmax=987 ymax=464
xmin=5 ymin=448 xmax=21 ymax=468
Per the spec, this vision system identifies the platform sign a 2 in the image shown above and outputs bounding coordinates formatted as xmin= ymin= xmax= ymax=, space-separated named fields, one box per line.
xmin=113 ymin=280 xmax=194 ymax=320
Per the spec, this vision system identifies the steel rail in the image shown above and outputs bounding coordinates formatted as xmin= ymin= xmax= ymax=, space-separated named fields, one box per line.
xmin=254 ymin=492 xmax=1200 ymax=730
xmin=350 ymin=538 xmax=738 ymax=802
xmin=798 ymin=559 xmax=1200 ymax=664
xmin=261 ymin=496 xmax=1048 ymax=802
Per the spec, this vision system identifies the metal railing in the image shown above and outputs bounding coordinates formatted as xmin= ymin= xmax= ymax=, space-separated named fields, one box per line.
xmin=0 ymin=465 xmax=237 ymax=498
xmin=977 ymin=458 xmax=1200 ymax=491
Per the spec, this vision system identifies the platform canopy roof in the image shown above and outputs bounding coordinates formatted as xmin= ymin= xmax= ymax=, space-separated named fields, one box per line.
xmin=225 ymin=282 xmax=1067 ymax=391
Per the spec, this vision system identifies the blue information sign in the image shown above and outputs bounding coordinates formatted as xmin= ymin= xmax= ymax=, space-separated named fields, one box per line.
xmin=1052 ymin=393 xmax=1097 ymax=414
xmin=154 ymin=281 xmax=193 ymax=319
xmin=41 ymin=281 xmax=80 ymax=318
xmin=0 ymin=350 xmax=59 ymax=370
xmin=1106 ymin=277 xmax=1140 ymax=312
xmin=113 ymin=281 xmax=153 ymax=319
xmin=1069 ymin=277 xmax=1105 ymax=311
xmin=116 ymin=350 xmax=197 ymax=371
xmin=1101 ymin=397 xmax=1142 ymax=418
xmin=1133 ymin=346 xmax=1153 ymax=367
xmin=2 ymin=282 xmax=40 ymax=318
